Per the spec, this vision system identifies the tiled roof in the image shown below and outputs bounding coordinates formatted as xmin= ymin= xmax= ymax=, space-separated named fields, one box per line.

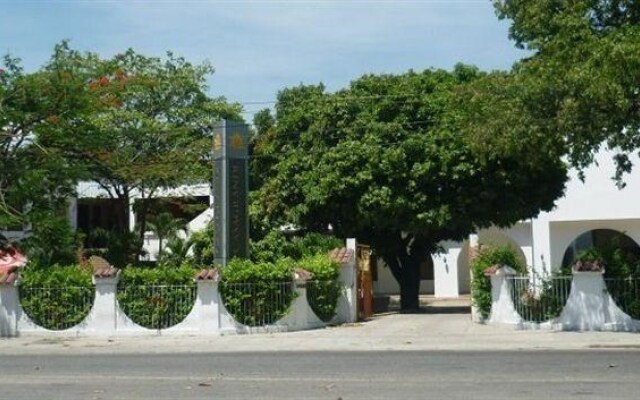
xmin=89 ymin=256 xmax=119 ymax=278
xmin=328 ymin=247 xmax=354 ymax=265
xmin=0 ymin=247 xmax=27 ymax=273
xmin=293 ymin=267 xmax=313 ymax=281
xmin=194 ymin=268 xmax=219 ymax=281
xmin=0 ymin=265 xmax=18 ymax=285
xmin=483 ymin=264 xmax=500 ymax=277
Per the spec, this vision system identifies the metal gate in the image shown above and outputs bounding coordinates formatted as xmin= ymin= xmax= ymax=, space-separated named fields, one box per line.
xmin=356 ymin=244 xmax=373 ymax=320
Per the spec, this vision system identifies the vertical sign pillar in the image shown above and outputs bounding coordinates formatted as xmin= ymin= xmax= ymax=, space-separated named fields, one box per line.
xmin=213 ymin=120 xmax=250 ymax=267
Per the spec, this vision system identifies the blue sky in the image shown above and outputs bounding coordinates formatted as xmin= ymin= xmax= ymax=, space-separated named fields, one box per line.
xmin=1 ymin=0 xmax=526 ymax=120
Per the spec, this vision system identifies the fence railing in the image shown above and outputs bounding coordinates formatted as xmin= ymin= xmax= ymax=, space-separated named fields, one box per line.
xmin=117 ymin=284 xmax=197 ymax=330
xmin=605 ymin=277 xmax=640 ymax=320
xmin=219 ymin=281 xmax=296 ymax=327
xmin=509 ymin=275 xmax=572 ymax=323
xmin=19 ymin=286 xmax=95 ymax=331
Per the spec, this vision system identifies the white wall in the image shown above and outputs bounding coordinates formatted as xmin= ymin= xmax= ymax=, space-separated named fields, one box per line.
xmin=372 ymin=258 xmax=434 ymax=295
xmin=529 ymin=149 xmax=640 ymax=273
xmin=547 ymin=150 xmax=640 ymax=222
xmin=548 ymin=220 xmax=640 ymax=269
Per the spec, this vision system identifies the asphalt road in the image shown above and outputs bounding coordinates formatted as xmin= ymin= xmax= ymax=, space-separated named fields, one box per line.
xmin=1 ymin=350 xmax=639 ymax=400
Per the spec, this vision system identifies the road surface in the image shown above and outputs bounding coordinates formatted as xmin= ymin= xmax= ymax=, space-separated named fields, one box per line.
xmin=1 ymin=350 xmax=639 ymax=399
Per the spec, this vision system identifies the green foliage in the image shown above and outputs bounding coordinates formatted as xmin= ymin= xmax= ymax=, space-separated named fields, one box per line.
xmin=250 ymin=230 xmax=343 ymax=263
xmin=2 ymin=42 xmax=241 ymax=262
xmin=63 ymin=48 xmax=243 ymax=236
xmin=116 ymin=264 xmax=197 ymax=329
xmin=219 ymin=258 xmax=296 ymax=326
xmin=493 ymin=0 xmax=640 ymax=180
xmin=19 ymin=264 xmax=94 ymax=330
xmin=251 ymin=66 xmax=567 ymax=310
xmin=299 ymin=253 xmax=341 ymax=322
xmin=88 ymin=228 xmax=145 ymax=269
xmin=188 ymin=221 xmax=214 ymax=267
xmin=21 ymin=213 xmax=82 ymax=266
xmin=1 ymin=43 xmax=98 ymax=236
xmin=147 ymin=212 xmax=184 ymax=257
xmin=471 ymin=245 xmax=526 ymax=319
xmin=159 ymin=235 xmax=191 ymax=268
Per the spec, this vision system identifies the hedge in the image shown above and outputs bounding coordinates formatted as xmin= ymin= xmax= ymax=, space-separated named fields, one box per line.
xmin=19 ymin=265 xmax=94 ymax=330
xmin=299 ymin=253 xmax=341 ymax=322
xmin=116 ymin=264 xmax=197 ymax=330
xmin=218 ymin=258 xmax=296 ymax=326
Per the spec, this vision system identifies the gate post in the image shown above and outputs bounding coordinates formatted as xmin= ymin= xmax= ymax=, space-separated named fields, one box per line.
xmin=0 ymin=270 xmax=20 ymax=337
xmin=357 ymin=244 xmax=373 ymax=320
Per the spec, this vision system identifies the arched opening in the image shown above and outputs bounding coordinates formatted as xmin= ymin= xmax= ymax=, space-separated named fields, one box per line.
xmin=561 ymin=229 xmax=640 ymax=272
xmin=457 ymin=229 xmax=527 ymax=294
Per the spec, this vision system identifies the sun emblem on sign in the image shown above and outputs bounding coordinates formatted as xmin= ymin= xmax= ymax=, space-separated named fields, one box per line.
xmin=230 ymin=133 xmax=245 ymax=150
xmin=213 ymin=133 xmax=223 ymax=151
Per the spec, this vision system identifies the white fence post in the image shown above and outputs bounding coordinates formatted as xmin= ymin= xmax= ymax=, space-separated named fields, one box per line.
xmin=0 ymin=274 xmax=21 ymax=337
xmin=558 ymin=270 xmax=638 ymax=331
xmin=79 ymin=274 xmax=120 ymax=334
xmin=488 ymin=266 xmax=522 ymax=325
xmin=334 ymin=239 xmax=357 ymax=324
xmin=166 ymin=270 xmax=221 ymax=334
xmin=277 ymin=269 xmax=324 ymax=331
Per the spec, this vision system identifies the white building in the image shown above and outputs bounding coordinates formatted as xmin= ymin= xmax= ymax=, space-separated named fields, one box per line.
xmin=1 ymin=181 xmax=214 ymax=262
xmin=373 ymin=149 xmax=640 ymax=298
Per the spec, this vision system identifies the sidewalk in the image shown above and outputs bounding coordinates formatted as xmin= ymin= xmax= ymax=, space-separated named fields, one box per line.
xmin=2 ymin=313 xmax=640 ymax=355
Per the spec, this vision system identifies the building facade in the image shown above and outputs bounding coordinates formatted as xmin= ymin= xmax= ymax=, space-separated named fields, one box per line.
xmin=373 ymin=149 xmax=640 ymax=298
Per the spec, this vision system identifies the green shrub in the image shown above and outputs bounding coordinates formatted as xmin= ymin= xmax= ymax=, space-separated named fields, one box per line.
xmin=250 ymin=231 xmax=343 ymax=263
xmin=471 ymin=245 xmax=526 ymax=320
xmin=21 ymin=215 xmax=82 ymax=266
xmin=299 ymin=253 xmax=341 ymax=322
xmin=19 ymin=264 xmax=94 ymax=330
xmin=117 ymin=264 xmax=197 ymax=329
xmin=188 ymin=221 xmax=214 ymax=267
xmin=219 ymin=258 xmax=296 ymax=326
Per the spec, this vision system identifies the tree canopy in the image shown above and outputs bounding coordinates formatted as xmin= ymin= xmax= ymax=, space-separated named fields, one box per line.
xmin=1 ymin=42 xmax=240 ymax=264
xmin=57 ymin=47 xmax=241 ymax=241
xmin=252 ymin=65 xmax=567 ymax=310
xmin=493 ymin=0 xmax=640 ymax=181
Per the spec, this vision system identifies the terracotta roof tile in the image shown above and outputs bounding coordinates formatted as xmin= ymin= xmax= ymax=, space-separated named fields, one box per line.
xmin=483 ymin=264 xmax=500 ymax=277
xmin=328 ymin=247 xmax=354 ymax=265
xmin=89 ymin=256 xmax=119 ymax=278
xmin=0 ymin=247 xmax=27 ymax=273
xmin=195 ymin=268 xmax=219 ymax=281
xmin=293 ymin=267 xmax=313 ymax=281
xmin=0 ymin=270 xmax=18 ymax=285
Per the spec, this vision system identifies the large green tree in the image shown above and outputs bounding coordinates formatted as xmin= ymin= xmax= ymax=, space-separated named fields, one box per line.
xmin=493 ymin=0 xmax=640 ymax=180
xmin=252 ymin=66 xmax=567 ymax=310
xmin=0 ymin=44 xmax=105 ymax=263
xmin=2 ymin=43 xmax=241 ymax=264
xmin=51 ymin=48 xmax=241 ymax=244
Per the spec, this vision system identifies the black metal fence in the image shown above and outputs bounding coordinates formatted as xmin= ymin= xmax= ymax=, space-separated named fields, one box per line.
xmin=509 ymin=275 xmax=572 ymax=323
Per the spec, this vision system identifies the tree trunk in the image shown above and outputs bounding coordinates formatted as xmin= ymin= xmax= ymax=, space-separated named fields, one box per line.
xmin=118 ymin=189 xmax=130 ymax=234
xmin=382 ymin=235 xmax=431 ymax=313
xmin=399 ymin=258 xmax=421 ymax=312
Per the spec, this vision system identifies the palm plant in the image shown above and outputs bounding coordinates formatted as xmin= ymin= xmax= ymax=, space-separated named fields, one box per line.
xmin=147 ymin=212 xmax=184 ymax=258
